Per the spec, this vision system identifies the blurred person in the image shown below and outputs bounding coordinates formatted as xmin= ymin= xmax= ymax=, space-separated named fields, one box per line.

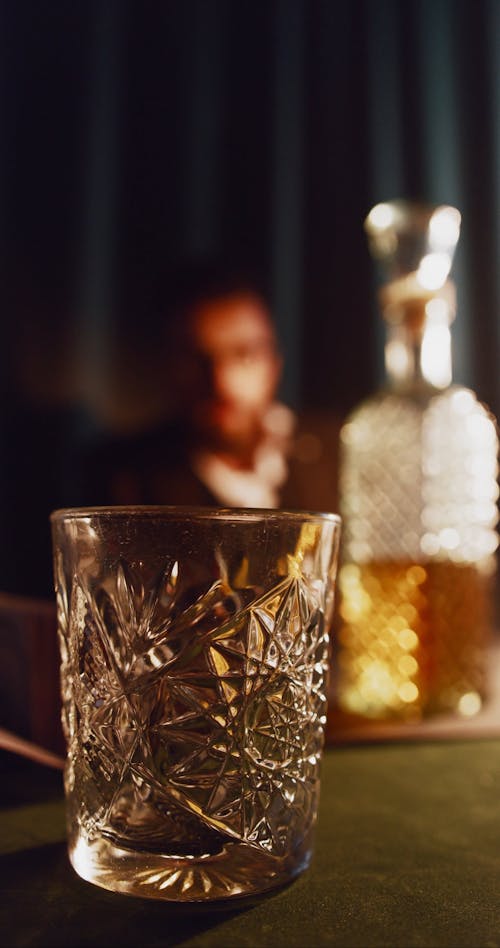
xmin=81 ymin=260 xmax=340 ymax=512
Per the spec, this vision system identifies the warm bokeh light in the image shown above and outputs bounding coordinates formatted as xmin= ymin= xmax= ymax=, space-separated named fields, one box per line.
xmin=420 ymin=322 xmax=452 ymax=387
xmin=365 ymin=202 xmax=397 ymax=231
xmin=385 ymin=332 xmax=414 ymax=381
xmin=417 ymin=252 xmax=451 ymax=290
xmin=338 ymin=560 xmax=493 ymax=719
xmin=428 ymin=205 xmax=461 ymax=251
xmin=338 ymin=199 xmax=497 ymax=721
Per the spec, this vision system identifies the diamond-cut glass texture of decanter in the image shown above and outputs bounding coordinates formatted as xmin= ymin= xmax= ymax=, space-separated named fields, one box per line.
xmin=338 ymin=386 xmax=499 ymax=719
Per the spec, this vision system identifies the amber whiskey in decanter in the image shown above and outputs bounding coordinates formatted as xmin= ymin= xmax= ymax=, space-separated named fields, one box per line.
xmin=337 ymin=200 xmax=499 ymax=720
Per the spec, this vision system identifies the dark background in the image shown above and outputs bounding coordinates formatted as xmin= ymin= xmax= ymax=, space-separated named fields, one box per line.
xmin=1 ymin=0 xmax=499 ymax=597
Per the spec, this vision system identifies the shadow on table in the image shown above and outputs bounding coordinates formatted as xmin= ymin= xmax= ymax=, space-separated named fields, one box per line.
xmin=0 ymin=753 xmax=292 ymax=946
xmin=0 ymin=837 xmax=291 ymax=948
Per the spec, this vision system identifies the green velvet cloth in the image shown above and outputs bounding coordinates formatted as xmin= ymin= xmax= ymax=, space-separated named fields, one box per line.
xmin=2 ymin=740 xmax=500 ymax=947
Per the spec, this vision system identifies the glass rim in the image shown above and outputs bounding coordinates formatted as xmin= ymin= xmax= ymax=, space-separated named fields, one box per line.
xmin=50 ymin=504 xmax=341 ymax=526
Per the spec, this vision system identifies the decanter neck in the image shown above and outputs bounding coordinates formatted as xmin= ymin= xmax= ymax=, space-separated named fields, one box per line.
xmin=380 ymin=276 xmax=455 ymax=393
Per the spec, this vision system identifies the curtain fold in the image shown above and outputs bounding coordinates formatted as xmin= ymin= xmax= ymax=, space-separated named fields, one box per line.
xmin=0 ymin=0 xmax=498 ymax=594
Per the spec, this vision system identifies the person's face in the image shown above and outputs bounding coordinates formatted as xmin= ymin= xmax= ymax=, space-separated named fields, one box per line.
xmin=182 ymin=293 xmax=282 ymax=455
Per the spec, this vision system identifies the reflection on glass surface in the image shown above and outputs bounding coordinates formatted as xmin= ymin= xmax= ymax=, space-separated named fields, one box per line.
xmin=337 ymin=200 xmax=499 ymax=721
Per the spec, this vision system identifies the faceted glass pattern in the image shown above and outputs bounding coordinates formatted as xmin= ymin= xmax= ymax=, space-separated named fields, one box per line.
xmin=337 ymin=199 xmax=498 ymax=722
xmin=51 ymin=507 xmax=340 ymax=901
xmin=338 ymin=387 xmax=498 ymax=719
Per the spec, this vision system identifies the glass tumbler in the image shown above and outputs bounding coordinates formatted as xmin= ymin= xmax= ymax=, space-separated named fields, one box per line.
xmin=51 ymin=506 xmax=341 ymax=901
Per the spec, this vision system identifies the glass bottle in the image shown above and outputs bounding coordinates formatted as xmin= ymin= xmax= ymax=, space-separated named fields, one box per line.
xmin=336 ymin=200 xmax=499 ymax=720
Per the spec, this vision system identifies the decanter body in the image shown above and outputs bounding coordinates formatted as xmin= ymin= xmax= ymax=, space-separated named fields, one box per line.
xmin=337 ymin=202 xmax=499 ymax=720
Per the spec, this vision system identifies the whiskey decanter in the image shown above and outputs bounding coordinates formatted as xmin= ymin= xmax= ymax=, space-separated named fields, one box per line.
xmin=337 ymin=200 xmax=499 ymax=720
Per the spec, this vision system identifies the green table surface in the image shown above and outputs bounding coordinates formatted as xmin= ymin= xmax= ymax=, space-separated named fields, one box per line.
xmin=2 ymin=739 xmax=500 ymax=948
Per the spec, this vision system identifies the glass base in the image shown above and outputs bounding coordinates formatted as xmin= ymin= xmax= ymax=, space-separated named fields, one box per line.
xmin=69 ymin=830 xmax=313 ymax=902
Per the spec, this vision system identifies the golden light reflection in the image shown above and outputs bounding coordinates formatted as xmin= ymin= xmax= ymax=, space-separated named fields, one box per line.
xmin=457 ymin=692 xmax=482 ymax=717
xmin=209 ymin=647 xmax=230 ymax=676
xmin=398 ymin=628 xmax=418 ymax=651
xmin=338 ymin=199 xmax=495 ymax=722
xmin=406 ymin=565 xmax=426 ymax=584
xmin=338 ymin=560 xmax=491 ymax=719
xmin=398 ymin=654 xmax=418 ymax=676
xmin=398 ymin=682 xmax=419 ymax=703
